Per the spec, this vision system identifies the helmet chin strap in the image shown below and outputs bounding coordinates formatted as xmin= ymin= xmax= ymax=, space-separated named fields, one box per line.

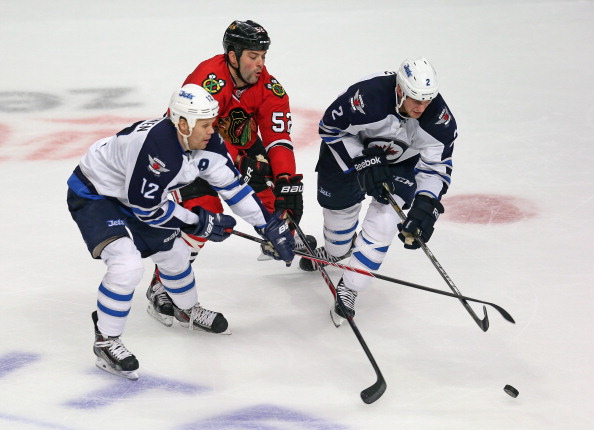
xmin=175 ymin=125 xmax=192 ymax=151
xmin=228 ymin=51 xmax=251 ymax=88
xmin=396 ymin=92 xmax=412 ymax=119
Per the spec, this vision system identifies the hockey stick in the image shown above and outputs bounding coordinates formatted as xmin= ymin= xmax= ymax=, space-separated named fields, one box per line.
xmin=231 ymin=227 xmax=387 ymax=404
xmin=296 ymin=250 xmax=515 ymax=324
xmin=383 ymin=184 xmax=490 ymax=331
xmin=231 ymin=230 xmax=514 ymax=325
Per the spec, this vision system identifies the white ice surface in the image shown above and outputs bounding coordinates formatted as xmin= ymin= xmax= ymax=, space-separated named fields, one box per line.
xmin=1 ymin=1 xmax=594 ymax=429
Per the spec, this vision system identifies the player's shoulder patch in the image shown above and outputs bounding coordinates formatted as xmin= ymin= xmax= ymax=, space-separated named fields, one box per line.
xmin=202 ymin=73 xmax=226 ymax=94
xmin=265 ymin=76 xmax=286 ymax=98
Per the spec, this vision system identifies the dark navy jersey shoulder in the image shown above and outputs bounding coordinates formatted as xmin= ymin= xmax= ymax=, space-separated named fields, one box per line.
xmin=322 ymin=72 xmax=397 ymax=130
xmin=418 ymin=94 xmax=457 ymax=149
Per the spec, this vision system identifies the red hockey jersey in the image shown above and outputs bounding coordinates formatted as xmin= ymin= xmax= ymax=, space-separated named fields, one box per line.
xmin=183 ymin=54 xmax=296 ymax=178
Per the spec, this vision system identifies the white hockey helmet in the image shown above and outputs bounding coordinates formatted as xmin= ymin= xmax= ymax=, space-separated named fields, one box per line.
xmin=168 ymin=84 xmax=219 ymax=150
xmin=169 ymin=84 xmax=218 ymax=127
xmin=396 ymin=57 xmax=439 ymax=107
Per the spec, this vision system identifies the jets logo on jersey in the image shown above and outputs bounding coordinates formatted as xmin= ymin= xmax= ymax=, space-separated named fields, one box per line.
xmin=266 ymin=78 xmax=286 ymax=98
xmin=202 ymin=73 xmax=226 ymax=94
xmin=148 ymin=155 xmax=170 ymax=176
xmin=435 ymin=107 xmax=452 ymax=126
xmin=349 ymin=89 xmax=365 ymax=114
xmin=367 ymin=138 xmax=408 ymax=162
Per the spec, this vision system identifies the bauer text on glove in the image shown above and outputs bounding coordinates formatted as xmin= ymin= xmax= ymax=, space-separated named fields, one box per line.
xmin=237 ymin=154 xmax=272 ymax=186
xmin=182 ymin=207 xmax=236 ymax=242
xmin=257 ymin=214 xmax=295 ymax=265
xmin=273 ymin=174 xmax=304 ymax=225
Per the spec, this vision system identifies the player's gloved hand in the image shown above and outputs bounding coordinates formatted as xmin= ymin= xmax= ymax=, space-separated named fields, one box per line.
xmin=354 ymin=147 xmax=396 ymax=204
xmin=182 ymin=207 xmax=236 ymax=242
xmin=273 ymin=174 xmax=304 ymax=225
xmin=237 ymin=154 xmax=273 ymax=186
xmin=397 ymin=194 xmax=444 ymax=249
xmin=257 ymin=213 xmax=295 ymax=266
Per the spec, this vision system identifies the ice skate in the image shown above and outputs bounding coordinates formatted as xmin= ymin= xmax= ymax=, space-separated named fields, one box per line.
xmin=146 ymin=267 xmax=174 ymax=327
xmin=92 ymin=311 xmax=139 ymax=380
xmin=330 ymin=277 xmax=358 ymax=327
xmin=174 ymin=304 xmax=231 ymax=334
xmin=294 ymin=234 xmax=317 ymax=252
xmin=299 ymin=234 xmax=355 ymax=272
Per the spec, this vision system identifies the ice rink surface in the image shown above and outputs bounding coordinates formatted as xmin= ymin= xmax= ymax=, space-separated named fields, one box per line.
xmin=1 ymin=0 xmax=593 ymax=428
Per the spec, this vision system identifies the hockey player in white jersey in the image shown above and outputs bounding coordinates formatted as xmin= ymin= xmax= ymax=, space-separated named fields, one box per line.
xmin=67 ymin=84 xmax=295 ymax=379
xmin=301 ymin=58 xmax=458 ymax=325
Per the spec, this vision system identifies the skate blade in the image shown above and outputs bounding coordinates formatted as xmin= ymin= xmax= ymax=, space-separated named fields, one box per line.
xmin=95 ymin=358 xmax=138 ymax=380
xmin=330 ymin=308 xmax=345 ymax=328
xmin=178 ymin=320 xmax=232 ymax=335
xmin=257 ymin=252 xmax=273 ymax=261
xmin=146 ymin=305 xmax=174 ymax=327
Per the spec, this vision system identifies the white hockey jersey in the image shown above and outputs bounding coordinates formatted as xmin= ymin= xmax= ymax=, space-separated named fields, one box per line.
xmin=67 ymin=117 xmax=269 ymax=230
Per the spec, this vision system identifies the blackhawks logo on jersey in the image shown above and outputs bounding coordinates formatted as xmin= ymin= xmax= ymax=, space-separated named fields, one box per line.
xmin=265 ymin=78 xmax=286 ymax=98
xmin=217 ymin=108 xmax=257 ymax=147
xmin=202 ymin=73 xmax=226 ymax=94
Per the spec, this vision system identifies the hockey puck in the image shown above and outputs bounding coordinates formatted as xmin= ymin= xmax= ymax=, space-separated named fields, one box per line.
xmin=504 ymin=384 xmax=519 ymax=398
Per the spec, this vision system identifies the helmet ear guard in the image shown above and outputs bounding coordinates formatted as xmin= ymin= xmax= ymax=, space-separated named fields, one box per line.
xmin=396 ymin=57 xmax=439 ymax=109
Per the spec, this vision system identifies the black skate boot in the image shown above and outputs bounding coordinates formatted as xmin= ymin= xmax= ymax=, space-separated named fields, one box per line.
xmin=330 ymin=277 xmax=358 ymax=327
xmin=92 ymin=311 xmax=139 ymax=380
xmin=294 ymin=234 xmax=317 ymax=252
xmin=173 ymin=304 xmax=230 ymax=334
xmin=146 ymin=266 xmax=174 ymax=327
xmin=299 ymin=233 xmax=356 ymax=272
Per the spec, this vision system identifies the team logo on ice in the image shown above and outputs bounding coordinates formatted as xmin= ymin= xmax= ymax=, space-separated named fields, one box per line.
xmin=202 ymin=73 xmax=226 ymax=94
xmin=265 ymin=78 xmax=286 ymax=98
xmin=435 ymin=107 xmax=452 ymax=126
xmin=148 ymin=155 xmax=170 ymax=176
xmin=349 ymin=89 xmax=365 ymax=114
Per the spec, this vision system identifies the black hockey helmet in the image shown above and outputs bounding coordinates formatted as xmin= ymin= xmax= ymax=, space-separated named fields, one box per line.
xmin=223 ymin=20 xmax=270 ymax=57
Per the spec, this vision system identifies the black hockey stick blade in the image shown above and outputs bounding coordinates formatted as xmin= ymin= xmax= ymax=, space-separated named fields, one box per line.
xmin=361 ymin=372 xmax=387 ymax=404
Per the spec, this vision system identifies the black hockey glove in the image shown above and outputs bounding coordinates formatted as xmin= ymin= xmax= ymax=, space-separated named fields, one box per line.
xmin=182 ymin=207 xmax=236 ymax=242
xmin=274 ymin=174 xmax=304 ymax=225
xmin=397 ymin=194 xmax=444 ymax=249
xmin=257 ymin=214 xmax=295 ymax=266
xmin=353 ymin=147 xmax=396 ymax=205
xmin=237 ymin=153 xmax=273 ymax=186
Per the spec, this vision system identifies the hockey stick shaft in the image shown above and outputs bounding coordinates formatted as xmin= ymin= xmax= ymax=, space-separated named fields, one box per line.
xmin=384 ymin=184 xmax=490 ymax=331
xmin=231 ymin=229 xmax=513 ymax=324
xmin=232 ymin=226 xmax=387 ymax=404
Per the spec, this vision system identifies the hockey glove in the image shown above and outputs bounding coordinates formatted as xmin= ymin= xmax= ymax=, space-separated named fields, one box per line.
xmin=354 ymin=147 xmax=396 ymax=205
xmin=182 ymin=207 xmax=236 ymax=242
xmin=257 ymin=214 xmax=295 ymax=266
xmin=237 ymin=154 xmax=273 ymax=186
xmin=274 ymin=174 xmax=304 ymax=225
xmin=397 ymin=194 xmax=444 ymax=249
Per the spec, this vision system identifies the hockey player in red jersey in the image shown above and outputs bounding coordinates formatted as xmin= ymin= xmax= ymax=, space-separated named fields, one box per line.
xmin=146 ymin=20 xmax=312 ymax=324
